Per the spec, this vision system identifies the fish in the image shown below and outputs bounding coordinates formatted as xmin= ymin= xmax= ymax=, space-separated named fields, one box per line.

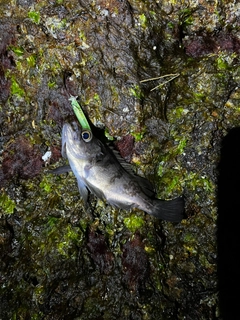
xmin=51 ymin=123 xmax=184 ymax=222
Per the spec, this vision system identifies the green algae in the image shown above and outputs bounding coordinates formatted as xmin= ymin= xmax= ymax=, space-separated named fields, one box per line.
xmin=10 ymin=46 xmax=24 ymax=57
xmin=179 ymin=8 xmax=194 ymax=28
xmin=10 ymin=77 xmax=25 ymax=97
xmin=104 ymin=127 xmax=114 ymax=141
xmin=129 ymin=85 xmax=143 ymax=100
xmin=0 ymin=192 xmax=16 ymax=214
xmin=55 ymin=224 xmax=84 ymax=257
xmin=47 ymin=81 xmax=56 ymax=88
xmin=93 ymin=93 xmax=100 ymax=102
xmin=26 ymin=54 xmax=37 ymax=68
xmin=28 ymin=10 xmax=40 ymax=24
xmin=130 ymin=127 xmax=146 ymax=141
xmin=39 ymin=176 xmax=52 ymax=193
xmin=123 ymin=214 xmax=145 ymax=232
xmin=138 ymin=13 xmax=147 ymax=29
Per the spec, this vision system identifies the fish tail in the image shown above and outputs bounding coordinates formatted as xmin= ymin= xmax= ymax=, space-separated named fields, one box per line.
xmin=150 ymin=197 xmax=184 ymax=222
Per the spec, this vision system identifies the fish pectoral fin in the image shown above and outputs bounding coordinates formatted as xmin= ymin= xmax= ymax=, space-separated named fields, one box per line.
xmin=85 ymin=182 xmax=105 ymax=202
xmin=49 ymin=165 xmax=72 ymax=174
xmin=77 ymin=179 xmax=89 ymax=204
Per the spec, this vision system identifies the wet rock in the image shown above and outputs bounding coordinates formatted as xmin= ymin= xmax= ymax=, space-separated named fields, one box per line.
xmin=1 ymin=136 xmax=43 ymax=183
xmin=122 ymin=234 xmax=149 ymax=292
xmin=87 ymin=230 xmax=114 ymax=275
xmin=0 ymin=0 xmax=240 ymax=318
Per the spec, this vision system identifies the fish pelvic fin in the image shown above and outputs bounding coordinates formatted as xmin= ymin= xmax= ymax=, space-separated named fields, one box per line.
xmin=150 ymin=197 xmax=184 ymax=222
xmin=77 ymin=179 xmax=89 ymax=204
xmin=49 ymin=165 xmax=72 ymax=174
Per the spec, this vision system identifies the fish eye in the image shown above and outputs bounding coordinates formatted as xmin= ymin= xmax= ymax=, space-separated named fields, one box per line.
xmin=81 ymin=130 xmax=92 ymax=142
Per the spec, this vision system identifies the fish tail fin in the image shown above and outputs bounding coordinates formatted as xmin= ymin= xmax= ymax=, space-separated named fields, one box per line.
xmin=150 ymin=197 xmax=184 ymax=222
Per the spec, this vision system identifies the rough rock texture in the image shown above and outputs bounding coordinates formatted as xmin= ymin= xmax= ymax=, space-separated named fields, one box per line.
xmin=1 ymin=0 xmax=240 ymax=319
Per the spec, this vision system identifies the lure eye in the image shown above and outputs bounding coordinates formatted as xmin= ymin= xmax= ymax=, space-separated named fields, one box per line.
xmin=81 ymin=130 xmax=92 ymax=142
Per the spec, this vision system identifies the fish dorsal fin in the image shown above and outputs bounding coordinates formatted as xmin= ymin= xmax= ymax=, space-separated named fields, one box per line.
xmin=109 ymin=147 xmax=135 ymax=174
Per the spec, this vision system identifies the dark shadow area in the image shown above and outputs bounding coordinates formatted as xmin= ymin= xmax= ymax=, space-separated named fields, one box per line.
xmin=218 ymin=127 xmax=240 ymax=319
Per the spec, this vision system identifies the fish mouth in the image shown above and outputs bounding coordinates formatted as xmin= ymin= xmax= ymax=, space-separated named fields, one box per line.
xmin=62 ymin=123 xmax=87 ymax=160
xmin=63 ymin=123 xmax=80 ymax=141
xmin=62 ymin=123 xmax=72 ymax=134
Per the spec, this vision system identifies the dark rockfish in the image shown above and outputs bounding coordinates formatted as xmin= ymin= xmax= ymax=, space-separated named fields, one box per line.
xmin=52 ymin=123 xmax=184 ymax=222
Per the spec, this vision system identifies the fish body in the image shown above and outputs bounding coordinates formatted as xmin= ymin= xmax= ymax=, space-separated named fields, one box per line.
xmin=53 ymin=123 xmax=184 ymax=222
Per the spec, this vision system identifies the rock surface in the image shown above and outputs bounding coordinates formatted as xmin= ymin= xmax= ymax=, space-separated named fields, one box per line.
xmin=1 ymin=0 xmax=240 ymax=319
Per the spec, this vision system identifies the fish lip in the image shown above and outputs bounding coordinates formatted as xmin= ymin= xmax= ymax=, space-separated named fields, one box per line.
xmin=62 ymin=123 xmax=77 ymax=158
xmin=62 ymin=123 xmax=80 ymax=141
xmin=63 ymin=123 xmax=74 ymax=134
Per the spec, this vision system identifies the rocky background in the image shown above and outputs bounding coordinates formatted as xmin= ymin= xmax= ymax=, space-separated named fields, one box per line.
xmin=0 ymin=0 xmax=240 ymax=319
